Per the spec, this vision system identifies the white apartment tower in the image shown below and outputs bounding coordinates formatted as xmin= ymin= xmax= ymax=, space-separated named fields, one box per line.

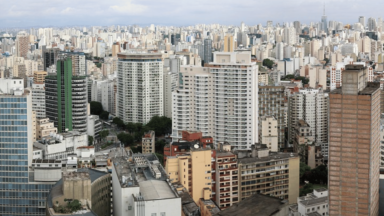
xmin=31 ymin=83 xmax=46 ymax=118
xmin=117 ymin=52 xmax=163 ymax=124
xmin=288 ymin=88 xmax=328 ymax=145
xmin=172 ymin=52 xmax=258 ymax=149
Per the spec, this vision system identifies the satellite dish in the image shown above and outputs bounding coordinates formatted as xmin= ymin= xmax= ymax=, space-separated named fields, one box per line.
xmin=194 ymin=144 xmax=199 ymax=149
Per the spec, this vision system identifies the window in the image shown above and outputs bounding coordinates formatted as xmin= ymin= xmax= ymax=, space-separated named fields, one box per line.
xmin=160 ymin=213 xmax=166 ymax=216
xmin=151 ymin=214 xmax=157 ymax=216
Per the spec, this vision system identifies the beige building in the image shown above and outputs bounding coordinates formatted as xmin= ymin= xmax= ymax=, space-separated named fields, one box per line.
xmin=166 ymin=148 xmax=212 ymax=203
xmin=36 ymin=118 xmax=57 ymax=140
xmin=237 ymin=144 xmax=300 ymax=204
xmin=33 ymin=71 xmax=47 ymax=83
xmin=142 ymin=130 xmax=155 ymax=153
xmin=258 ymin=71 xmax=269 ymax=84
xmin=293 ymin=119 xmax=315 ymax=153
xmin=223 ymin=35 xmax=234 ymax=52
xmin=258 ymin=116 xmax=278 ymax=152
xmin=46 ymin=169 xmax=111 ymax=216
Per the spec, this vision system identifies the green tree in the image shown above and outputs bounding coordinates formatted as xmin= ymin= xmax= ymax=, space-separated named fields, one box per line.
xmin=146 ymin=116 xmax=172 ymax=135
xmin=99 ymin=130 xmax=109 ymax=140
xmin=88 ymin=136 xmax=94 ymax=146
xmin=262 ymin=58 xmax=274 ymax=69
xmin=100 ymin=111 xmax=109 ymax=120
xmin=300 ymin=183 xmax=314 ymax=196
xmin=117 ymin=132 xmax=134 ymax=146
xmin=67 ymin=199 xmax=82 ymax=212
xmin=155 ymin=140 xmax=167 ymax=153
xmin=113 ymin=117 xmax=125 ymax=129
xmin=284 ymin=74 xmax=295 ymax=80
xmin=300 ymin=162 xmax=311 ymax=178
xmin=296 ymin=76 xmax=309 ymax=85
xmin=125 ymin=122 xmax=137 ymax=134
xmin=155 ymin=153 xmax=164 ymax=166
xmin=131 ymin=146 xmax=142 ymax=153
xmin=90 ymin=101 xmax=103 ymax=115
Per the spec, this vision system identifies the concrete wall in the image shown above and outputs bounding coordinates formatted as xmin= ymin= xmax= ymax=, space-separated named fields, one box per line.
xmin=288 ymin=156 xmax=300 ymax=204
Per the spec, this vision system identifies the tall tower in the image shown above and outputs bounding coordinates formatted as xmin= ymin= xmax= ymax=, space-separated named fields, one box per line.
xmin=321 ymin=3 xmax=328 ymax=33
xmin=0 ymin=78 xmax=56 ymax=215
xmin=203 ymin=38 xmax=212 ymax=64
xmin=45 ymin=54 xmax=87 ymax=133
xmin=117 ymin=52 xmax=164 ymax=124
xmin=328 ymin=65 xmax=380 ymax=216
xmin=223 ymin=35 xmax=234 ymax=52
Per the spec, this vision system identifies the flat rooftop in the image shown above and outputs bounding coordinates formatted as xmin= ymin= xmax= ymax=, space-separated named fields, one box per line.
xmin=238 ymin=152 xmax=298 ymax=164
xmin=139 ymin=180 xmax=177 ymax=200
xmin=213 ymin=193 xmax=287 ymax=216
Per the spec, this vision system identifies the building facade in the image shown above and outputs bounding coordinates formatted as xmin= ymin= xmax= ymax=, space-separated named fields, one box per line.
xmin=328 ymin=65 xmax=380 ymax=216
xmin=117 ymin=52 xmax=164 ymax=124
xmin=31 ymin=83 xmax=46 ymax=118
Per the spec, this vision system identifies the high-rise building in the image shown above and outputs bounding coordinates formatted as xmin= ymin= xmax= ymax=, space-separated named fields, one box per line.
xmin=15 ymin=32 xmax=29 ymax=58
xmin=45 ymin=54 xmax=88 ymax=133
xmin=117 ymin=52 xmax=163 ymax=124
xmin=60 ymin=51 xmax=87 ymax=76
xmin=31 ymin=83 xmax=46 ymax=118
xmin=258 ymin=85 xmax=286 ymax=149
xmin=293 ymin=21 xmax=301 ymax=34
xmin=172 ymin=52 xmax=258 ymax=149
xmin=204 ymin=38 xmax=213 ymax=64
xmin=328 ymin=65 xmax=380 ymax=216
xmin=359 ymin=16 xmax=366 ymax=28
xmin=163 ymin=58 xmax=179 ymax=119
xmin=42 ymin=48 xmax=60 ymax=71
xmin=288 ymin=88 xmax=328 ymax=145
xmin=0 ymin=78 xmax=56 ymax=216
xmin=223 ymin=35 xmax=234 ymax=52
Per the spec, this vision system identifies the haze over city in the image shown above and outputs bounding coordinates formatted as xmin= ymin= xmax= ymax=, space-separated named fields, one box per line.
xmin=0 ymin=0 xmax=383 ymax=27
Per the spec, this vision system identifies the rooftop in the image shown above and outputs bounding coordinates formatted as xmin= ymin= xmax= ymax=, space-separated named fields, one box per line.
xmin=213 ymin=193 xmax=287 ymax=216
xmin=139 ymin=180 xmax=177 ymax=200
xmin=238 ymin=152 xmax=298 ymax=164
xmin=330 ymin=82 xmax=380 ymax=95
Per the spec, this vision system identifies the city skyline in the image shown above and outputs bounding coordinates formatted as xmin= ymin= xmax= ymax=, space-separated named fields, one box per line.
xmin=0 ymin=0 xmax=384 ymax=28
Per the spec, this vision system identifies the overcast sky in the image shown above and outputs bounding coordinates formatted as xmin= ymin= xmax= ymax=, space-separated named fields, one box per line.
xmin=0 ymin=0 xmax=381 ymax=28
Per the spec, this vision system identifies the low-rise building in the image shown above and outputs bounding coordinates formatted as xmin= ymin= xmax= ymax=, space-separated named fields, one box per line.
xmin=87 ymin=115 xmax=102 ymax=140
xmin=112 ymin=150 xmax=181 ymax=216
xmin=36 ymin=117 xmax=57 ymax=140
xmin=46 ymin=169 xmax=111 ymax=216
xmin=142 ymin=130 xmax=155 ymax=153
xmin=289 ymin=188 xmax=328 ymax=216
xmin=237 ymin=144 xmax=300 ymax=204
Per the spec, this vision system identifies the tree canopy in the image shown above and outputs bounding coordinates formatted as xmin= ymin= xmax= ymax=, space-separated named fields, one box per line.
xmin=88 ymin=136 xmax=94 ymax=146
xmin=146 ymin=116 xmax=172 ymax=135
xmin=99 ymin=111 xmax=109 ymax=120
xmin=262 ymin=58 xmax=274 ymax=69
xmin=113 ymin=117 xmax=125 ymax=129
xmin=117 ymin=132 xmax=134 ymax=146
xmin=99 ymin=130 xmax=109 ymax=140
xmin=90 ymin=101 xmax=103 ymax=115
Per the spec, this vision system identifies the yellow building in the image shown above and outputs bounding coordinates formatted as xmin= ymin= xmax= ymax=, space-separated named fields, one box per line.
xmin=33 ymin=71 xmax=47 ymax=83
xmin=36 ymin=118 xmax=57 ymax=139
xmin=237 ymin=145 xmax=300 ymax=204
xmin=166 ymin=148 xmax=212 ymax=203
xmin=223 ymin=35 xmax=234 ymax=52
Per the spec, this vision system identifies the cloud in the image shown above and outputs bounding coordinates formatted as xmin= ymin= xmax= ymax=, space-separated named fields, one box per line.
xmin=109 ymin=1 xmax=148 ymax=14
xmin=0 ymin=0 xmax=383 ymax=28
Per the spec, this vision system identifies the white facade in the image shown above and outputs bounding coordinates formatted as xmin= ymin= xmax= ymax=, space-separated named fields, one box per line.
xmin=172 ymin=52 xmax=258 ymax=149
xmin=31 ymin=83 xmax=46 ymax=118
xmin=290 ymin=189 xmax=328 ymax=216
xmin=288 ymin=88 xmax=328 ymax=145
xmin=163 ymin=68 xmax=178 ymax=119
xmin=117 ymin=53 xmax=164 ymax=124
xmin=33 ymin=131 xmax=88 ymax=160
xmin=87 ymin=115 xmax=102 ymax=139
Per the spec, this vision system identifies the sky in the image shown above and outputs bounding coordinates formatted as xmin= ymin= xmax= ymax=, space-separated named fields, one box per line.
xmin=0 ymin=0 xmax=382 ymax=28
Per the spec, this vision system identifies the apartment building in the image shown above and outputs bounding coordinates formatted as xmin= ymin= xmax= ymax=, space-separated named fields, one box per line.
xmin=258 ymin=116 xmax=279 ymax=152
xmin=171 ymin=66 xmax=214 ymax=140
xmin=237 ymin=144 xmax=300 ymax=204
xmin=258 ymin=85 xmax=286 ymax=148
xmin=33 ymin=71 xmax=47 ymax=83
xmin=328 ymin=65 xmax=380 ymax=215
xmin=36 ymin=117 xmax=57 ymax=140
xmin=117 ymin=52 xmax=163 ymax=124
xmin=31 ymin=83 xmax=46 ymax=118
xmin=173 ymin=52 xmax=258 ymax=149
xmin=288 ymin=88 xmax=328 ymax=145
xmin=142 ymin=130 xmax=155 ymax=153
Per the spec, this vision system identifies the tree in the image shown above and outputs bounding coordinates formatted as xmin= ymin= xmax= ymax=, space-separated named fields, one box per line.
xmin=146 ymin=116 xmax=172 ymax=135
xmin=295 ymin=76 xmax=309 ymax=85
xmin=300 ymin=162 xmax=311 ymax=179
xmin=117 ymin=132 xmax=134 ymax=146
xmin=88 ymin=136 xmax=94 ymax=146
xmin=155 ymin=140 xmax=167 ymax=153
xmin=99 ymin=130 xmax=109 ymax=140
xmin=131 ymin=146 xmax=142 ymax=153
xmin=67 ymin=199 xmax=82 ymax=212
xmin=284 ymin=74 xmax=295 ymax=80
xmin=113 ymin=117 xmax=125 ymax=129
xmin=262 ymin=58 xmax=274 ymax=69
xmin=90 ymin=101 xmax=103 ymax=115
xmin=300 ymin=183 xmax=314 ymax=196
xmin=100 ymin=111 xmax=109 ymax=120
xmin=155 ymin=153 xmax=164 ymax=166
xmin=125 ymin=122 xmax=137 ymax=134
